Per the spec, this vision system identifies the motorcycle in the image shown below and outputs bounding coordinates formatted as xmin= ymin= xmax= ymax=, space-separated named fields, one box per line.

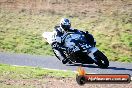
xmin=42 ymin=31 xmax=109 ymax=68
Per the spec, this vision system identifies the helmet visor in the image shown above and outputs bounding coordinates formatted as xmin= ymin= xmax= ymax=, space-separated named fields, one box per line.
xmin=61 ymin=24 xmax=71 ymax=31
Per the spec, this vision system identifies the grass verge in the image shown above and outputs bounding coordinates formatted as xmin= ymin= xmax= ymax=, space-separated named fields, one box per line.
xmin=0 ymin=64 xmax=75 ymax=79
xmin=0 ymin=64 xmax=75 ymax=88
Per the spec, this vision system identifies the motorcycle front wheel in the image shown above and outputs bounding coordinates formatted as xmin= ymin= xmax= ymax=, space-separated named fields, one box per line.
xmin=94 ymin=50 xmax=109 ymax=68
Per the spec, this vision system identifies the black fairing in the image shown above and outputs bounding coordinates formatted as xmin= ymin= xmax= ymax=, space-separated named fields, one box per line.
xmin=67 ymin=50 xmax=94 ymax=64
xmin=63 ymin=32 xmax=94 ymax=64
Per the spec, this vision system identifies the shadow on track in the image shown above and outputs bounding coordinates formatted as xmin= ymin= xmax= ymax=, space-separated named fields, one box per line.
xmin=66 ymin=64 xmax=132 ymax=71
xmin=66 ymin=64 xmax=99 ymax=68
xmin=107 ymin=67 xmax=132 ymax=71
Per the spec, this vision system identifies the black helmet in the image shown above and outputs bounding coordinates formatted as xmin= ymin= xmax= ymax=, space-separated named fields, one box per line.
xmin=60 ymin=18 xmax=71 ymax=31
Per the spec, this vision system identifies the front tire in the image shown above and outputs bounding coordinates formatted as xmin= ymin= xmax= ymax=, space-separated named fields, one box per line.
xmin=94 ymin=50 xmax=109 ymax=68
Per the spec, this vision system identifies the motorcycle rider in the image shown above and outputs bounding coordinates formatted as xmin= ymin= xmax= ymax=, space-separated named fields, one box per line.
xmin=52 ymin=18 xmax=96 ymax=64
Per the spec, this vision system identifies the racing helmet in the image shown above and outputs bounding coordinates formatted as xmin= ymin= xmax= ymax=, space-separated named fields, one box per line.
xmin=60 ymin=18 xmax=71 ymax=31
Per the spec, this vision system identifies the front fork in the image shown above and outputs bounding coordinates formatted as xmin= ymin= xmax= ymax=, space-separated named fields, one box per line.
xmin=87 ymin=47 xmax=98 ymax=63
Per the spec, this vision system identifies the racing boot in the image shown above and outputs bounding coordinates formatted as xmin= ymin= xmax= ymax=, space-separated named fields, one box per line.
xmin=62 ymin=58 xmax=69 ymax=64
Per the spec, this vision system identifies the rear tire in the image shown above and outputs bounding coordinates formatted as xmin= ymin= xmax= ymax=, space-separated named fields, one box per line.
xmin=94 ymin=50 xmax=109 ymax=68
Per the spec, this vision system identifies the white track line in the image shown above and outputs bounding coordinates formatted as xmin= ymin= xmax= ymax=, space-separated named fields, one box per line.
xmin=12 ymin=65 xmax=77 ymax=73
xmin=10 ymin=65 xmax=132 ymax=81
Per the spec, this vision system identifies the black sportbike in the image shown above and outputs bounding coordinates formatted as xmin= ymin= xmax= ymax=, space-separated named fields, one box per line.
xmin=53 ymin=32 xmax=109 ymax=68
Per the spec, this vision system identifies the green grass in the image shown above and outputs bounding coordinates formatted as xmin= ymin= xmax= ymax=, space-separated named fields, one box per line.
xmin=0 ymin=64 xmax=75 ymax=79
xmin=0 ymin=64 xmax=75 ymax=88
xmin=0 ymin=8 xmax=131 ymax=62
xmin=0 ymin=10 xmax=55 ymax=55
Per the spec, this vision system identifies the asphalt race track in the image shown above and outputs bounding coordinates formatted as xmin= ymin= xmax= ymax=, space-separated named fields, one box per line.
xmin=0 ymin=52 xmax=132 ymax=76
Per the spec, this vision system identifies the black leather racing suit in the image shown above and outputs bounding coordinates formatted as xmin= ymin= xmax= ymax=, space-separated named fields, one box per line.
xmin=51 ymin=26 xmax=96 ymax=64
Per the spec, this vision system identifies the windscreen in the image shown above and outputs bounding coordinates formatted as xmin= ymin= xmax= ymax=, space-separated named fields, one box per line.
xmin=64 ymin=33 xmax=87 ymax=48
